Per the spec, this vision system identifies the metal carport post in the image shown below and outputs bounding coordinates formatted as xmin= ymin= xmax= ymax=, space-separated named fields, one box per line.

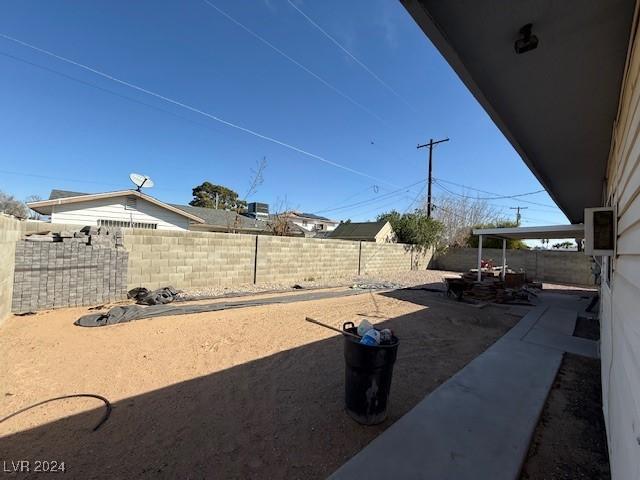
xmin=477 ymin=235 xmax=507 ymax=282
xmin=477 ymin=234 xmax=483 ymax=281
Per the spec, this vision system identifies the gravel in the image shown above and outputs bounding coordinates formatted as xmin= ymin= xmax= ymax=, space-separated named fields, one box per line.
xmin=177 ymin=269 xmax=464 ymax=301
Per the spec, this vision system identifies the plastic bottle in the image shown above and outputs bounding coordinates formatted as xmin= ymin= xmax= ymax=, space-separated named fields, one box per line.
xmin=357 ymin=319 xmax=373 ymax=337
xmin=360 ymin=329 xmax=380 ymax=346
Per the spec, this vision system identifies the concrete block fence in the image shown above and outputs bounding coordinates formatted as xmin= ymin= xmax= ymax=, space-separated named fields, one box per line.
xmin=0 ymin=221 xmax=433 ymax=317
xmin=432 ymin=247 xmax=594 ymax=286
xmin=122 ymin=229 xmax=433 ymax=291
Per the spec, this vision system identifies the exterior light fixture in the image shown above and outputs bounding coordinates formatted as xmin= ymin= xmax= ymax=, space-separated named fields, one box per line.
xmin=515 ymin=23 xmax=539 ymax=54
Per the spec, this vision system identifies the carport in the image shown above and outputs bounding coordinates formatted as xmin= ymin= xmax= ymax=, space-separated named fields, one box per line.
xmin=473 ymin=224 xmax=585 ymax=281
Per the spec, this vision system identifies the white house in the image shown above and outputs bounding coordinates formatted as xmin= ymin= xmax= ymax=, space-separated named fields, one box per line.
xmin=401 ymin=0 xmax=638 ymax=477
xmin=28 ymin=190 xmax=204 ymax=231
xmin=280 ymin=211 xmax=339 ymax=234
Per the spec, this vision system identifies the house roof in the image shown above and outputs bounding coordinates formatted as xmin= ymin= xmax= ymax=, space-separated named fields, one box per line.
xmin=169 ymin=204 xmax=269 ymax=230
xmin=29 ymin=190 xmax=205 ymax=223
xmin=401 ymin=0 xmax=636 ymax=222
xmin=329 ymin=221 xmax=390 ymax=241
xmin=49 ymin=189 xmax=89 ymax=200
xmin=286 ymin=211 xmax=336 ymax=222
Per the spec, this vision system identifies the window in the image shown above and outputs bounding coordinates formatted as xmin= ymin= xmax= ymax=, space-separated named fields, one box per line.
xmin=125 ymin=197 xmax=137 ymax=210
xmin=98 ymin=219 xmax=157 ymax=229
xmin=315 ymin=224 xmax=324 ymax=230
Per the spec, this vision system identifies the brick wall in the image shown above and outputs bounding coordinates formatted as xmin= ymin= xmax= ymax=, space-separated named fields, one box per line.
xmin=0 ymin=215 xmax=24 ymax=324
xmin=433 ymin=248 xmax=593 ymax=285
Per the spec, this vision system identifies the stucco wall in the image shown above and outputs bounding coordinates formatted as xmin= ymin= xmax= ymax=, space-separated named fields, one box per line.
xmin=433 ymin=248 xmax=593 ymax=285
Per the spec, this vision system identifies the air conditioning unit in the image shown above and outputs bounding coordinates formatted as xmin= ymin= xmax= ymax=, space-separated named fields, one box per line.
xmin=584 ymin=206 xmax=616 ymax=256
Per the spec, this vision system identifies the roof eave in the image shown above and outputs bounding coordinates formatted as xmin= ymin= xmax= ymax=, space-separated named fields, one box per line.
xmin=27 ymin=190 xmax=205 ymax=223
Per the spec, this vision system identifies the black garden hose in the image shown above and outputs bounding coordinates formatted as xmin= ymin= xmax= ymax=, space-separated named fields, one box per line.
xmin=0 ymin=393 xmax=112 ymax=432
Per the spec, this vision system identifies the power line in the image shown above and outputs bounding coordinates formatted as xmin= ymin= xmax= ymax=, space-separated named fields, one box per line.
xmin=0 ymin=32 xmax=402 ymax=190
xmin=434 ymin=177 xmax=557 ymax=209
xmin=0 ymin=50 xmax=230 ymax=140
xmin=437 ymin=190 xmax=561 ymax=217
xmin=202 ymin=0 xmax=388 ymax=126
xmin=315 ymin=184 xmax=376 ymax=213
xmin=433 ymin=179 xmax=544 ymax=201
xmin=0 ymin=169 xmax=122 ymax=188
xmin=314 ymin=179 xmax=426 ymax=214
xmin=286 ymin=0 xmax=416 ymax=112
xmin=338 ymin=192 xmax=416 ymax=219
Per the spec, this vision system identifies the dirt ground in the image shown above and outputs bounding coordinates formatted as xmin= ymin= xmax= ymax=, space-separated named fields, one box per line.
xmin=0 ymin=285 xmax=517 ymax=479
xmin=520 ymin=351 xmax=610 ymax=479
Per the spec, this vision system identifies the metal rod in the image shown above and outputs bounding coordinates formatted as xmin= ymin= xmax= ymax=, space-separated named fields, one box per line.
xmin=305 ymin=317 xmax=361 ymax=339
xmin=502 ymin=238 xmax=507 ymax=281
xmin=477 ymin=234 xmax=483 ymax=282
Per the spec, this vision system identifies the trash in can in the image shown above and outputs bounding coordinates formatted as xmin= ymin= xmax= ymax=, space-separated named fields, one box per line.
xmin=342 ymin=321 xmax=399 ymax=425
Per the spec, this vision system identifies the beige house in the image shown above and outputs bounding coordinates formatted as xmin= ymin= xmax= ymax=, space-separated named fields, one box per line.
xmin=401 ymin=0 xmax=639 ymax=477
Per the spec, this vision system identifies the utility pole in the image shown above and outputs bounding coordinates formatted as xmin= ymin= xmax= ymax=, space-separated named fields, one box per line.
xmin=417 ymin=137 xmax=449 ymax=218
xmin=510 ymin=206 xmax=528 ymax=225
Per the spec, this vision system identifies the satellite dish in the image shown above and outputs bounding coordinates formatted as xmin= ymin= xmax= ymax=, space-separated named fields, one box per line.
xmin=129 ymin=173 xmax=155 ymax=192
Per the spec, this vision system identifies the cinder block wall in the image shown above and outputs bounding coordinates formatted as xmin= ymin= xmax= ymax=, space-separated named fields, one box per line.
xmin=433 ymin=248 xmax=593 ymax=285
xmin=122 ymin=229 xmax=256 ymax=290
xmin=123 ymin=229 xmax=434 ymax=290
xmin=255 ymin=236 xmax=360 ymax=284
xmin=360 ymin=243 xmax=424 ymax=276
xmin=0 ymin=215 xmax=24 ymax=324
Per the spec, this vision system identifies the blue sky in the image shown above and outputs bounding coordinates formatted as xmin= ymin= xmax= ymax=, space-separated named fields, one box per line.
xmin=0 ymin=0 xmax=568 ymax=228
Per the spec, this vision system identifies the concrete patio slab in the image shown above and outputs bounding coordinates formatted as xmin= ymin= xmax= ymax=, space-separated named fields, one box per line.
xmin=330 ymin=293 xmax=600 ymax=480
xmin=523 ymin=328 xmax=599 ymax=359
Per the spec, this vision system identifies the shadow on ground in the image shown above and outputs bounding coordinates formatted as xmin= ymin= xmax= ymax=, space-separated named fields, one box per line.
xmin=0 ymin=291 xmax=516 ymax=480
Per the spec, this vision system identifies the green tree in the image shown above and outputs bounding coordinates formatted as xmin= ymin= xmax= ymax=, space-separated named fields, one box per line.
xmin=189 ymin=182 xmax=247 ymax=211
xmin=465 ymin=220 xmax=530 ymax=249
xmin=377 ymin=210 xmax=443 ymax=250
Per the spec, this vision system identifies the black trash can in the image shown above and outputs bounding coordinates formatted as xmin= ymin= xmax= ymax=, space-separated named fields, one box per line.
xmin=342 ymin=322 xmax=399 ymax=425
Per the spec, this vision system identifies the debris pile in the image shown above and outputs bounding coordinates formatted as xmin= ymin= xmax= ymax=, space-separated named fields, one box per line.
xmin=444 ymin=267 xmax=542 ymax=305
xmin=23 ymin=226 xmax=124 ymax=247
xmin=350 ymin=282 xmax=402 ymax=291
xmin=13 ymin=227 xmax=128 ymax=313
xmin=127 ymin=286 xmax=180 ymax=305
